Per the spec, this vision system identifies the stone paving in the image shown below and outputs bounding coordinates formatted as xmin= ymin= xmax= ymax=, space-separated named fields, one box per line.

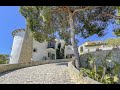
xmin=0 ymin=62 xmax=75 ymax=84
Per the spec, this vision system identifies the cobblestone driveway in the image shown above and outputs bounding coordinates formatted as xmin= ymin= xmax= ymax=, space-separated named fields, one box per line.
xmin=0 ymin=62 xmax=75 ymax=84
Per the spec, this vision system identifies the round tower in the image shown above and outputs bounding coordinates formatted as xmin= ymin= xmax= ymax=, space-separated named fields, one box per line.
xmin=9 ymin=29 xmax=25 ymax=64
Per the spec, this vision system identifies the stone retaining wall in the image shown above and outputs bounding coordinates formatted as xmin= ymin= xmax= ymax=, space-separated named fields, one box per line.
xmin=68 ymin=61 xmax=101 ymax=84
xmin=80 ymin=49 xmax=120 ymax=67
xmin=0 ymin=59 xmax=73 ymax=73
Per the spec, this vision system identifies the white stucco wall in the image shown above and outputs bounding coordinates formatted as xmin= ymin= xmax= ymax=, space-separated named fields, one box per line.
xmin=65 ymin=45 xmax=74 ymax=57
xmin=32 ymin=38 xmax=74 ymax=60
xmin=32 ymin=39 xmax=65 ymax=61
xmin=55 ymin=39 xmax=60 ymax=49
xmin=10 ymin=32 xmax=74 ymax=62
xmin=60 ymin=40 xmax=65 ymax=48
xmin=78 ymin=44 xmax=116 ymax=54
xmin=32 ymin=39 xmax=48 ymax=61
xmin=10 ymin=30 xmax=25 ymax=64
xmin=78 ymin=45 xmax=86 ymax=54
xmin=78 ymin=46 xmax=82 ymax=54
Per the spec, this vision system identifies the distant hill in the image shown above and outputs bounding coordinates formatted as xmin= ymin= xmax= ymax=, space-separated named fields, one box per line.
xmin=105 ymin=38 xmax=120 ymax=46
xmin=0 ymin=54 xmax=9 ymax=64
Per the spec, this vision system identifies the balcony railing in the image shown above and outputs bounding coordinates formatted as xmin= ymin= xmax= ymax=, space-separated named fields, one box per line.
xmin=47 ymin=42 xmax=55 ymax=49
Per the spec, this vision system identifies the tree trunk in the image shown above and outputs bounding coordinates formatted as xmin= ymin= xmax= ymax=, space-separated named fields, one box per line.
xmin=101 ymin=67 xmax=106 ymax=82
xmin=69 ymin=12 xmax=81 ymax=70
xmin=93 ymin=60 xmax=97 ymax=80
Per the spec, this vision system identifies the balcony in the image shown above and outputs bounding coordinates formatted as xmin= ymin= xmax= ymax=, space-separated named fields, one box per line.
xmin=47 ymin=41 xmax=55 ymax=49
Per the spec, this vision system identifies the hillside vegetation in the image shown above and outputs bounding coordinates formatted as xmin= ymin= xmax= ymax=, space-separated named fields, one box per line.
xmin=105 ymin=38 xmax=120 ymax=46
xmin=0 ymin=54 xmax=9 ymax=64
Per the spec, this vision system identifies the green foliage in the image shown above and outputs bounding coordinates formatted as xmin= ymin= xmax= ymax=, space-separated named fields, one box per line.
xmin=0 ymin=54 xmax=9 ymax=64
xmin=116 ymin=7 xmax=120 ymax=24
xmin=113 ymin=28 xmax=120 ymax=37
xmin=80 ymin=68 xmax=90 ymax=76
xmin=20 ymin=6 xmax=55 ymax=42
xmin=102 ymin=74 xmax=119 ymax=84
xmin=105 ymin=38 xmax=120 ymax=46
xmin=80 ymin=51 xmax=120 ymax=84
xmin=19 ymin=6 xmax=119 ymax=69
xmin=19 ymin=6 xmax=117 ymax=43
xmin=113 ymin=75 xmax=119 ymax=83
xmin=86 ymin=53 xmax=96 ymax=69
xmin=112 ymin=61 xmax=120 ymax=75
xmin=114 ymin=6 xmax=120 ymax=36
xmin=102 ymin=74 xmax=112 ymax=84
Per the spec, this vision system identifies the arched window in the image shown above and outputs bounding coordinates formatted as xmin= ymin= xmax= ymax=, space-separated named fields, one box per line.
xmin=58 ymin=43 xmax=61 ymax=49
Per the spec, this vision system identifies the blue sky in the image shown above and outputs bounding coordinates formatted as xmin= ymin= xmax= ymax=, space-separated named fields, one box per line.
xmin=77 ymin=23 xmax=117 ymax=45
xmin=0 ymin=6 xmax=117 ymax=55
xmin=0 ymin=6 xmax=26 ymax=54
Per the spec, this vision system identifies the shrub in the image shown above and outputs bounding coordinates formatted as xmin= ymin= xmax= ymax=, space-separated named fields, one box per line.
xmin=80 ymin=51 xmax=120 ymax=84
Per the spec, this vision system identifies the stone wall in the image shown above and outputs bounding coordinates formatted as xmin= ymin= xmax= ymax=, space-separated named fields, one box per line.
xmin=80 ymin=49 xmax=120 ymax=67
xmin=68 ymin=61 xmax=101 ymax=84
xmin=0 ymin=59 xmax=73 ymax=73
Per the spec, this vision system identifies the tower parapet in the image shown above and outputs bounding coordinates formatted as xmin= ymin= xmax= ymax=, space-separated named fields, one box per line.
xmin=12 ymin=29 xmax=25 ymax=37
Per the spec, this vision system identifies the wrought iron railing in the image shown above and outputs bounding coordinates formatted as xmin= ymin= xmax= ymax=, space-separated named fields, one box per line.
xmin=47 ymin=42 xmax=55 ymax=49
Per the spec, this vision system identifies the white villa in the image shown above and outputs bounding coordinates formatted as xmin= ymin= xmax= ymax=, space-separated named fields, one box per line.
xmin=78 ymin=41 xmax=117 ymax=54
xmin=9 ymin=29 xmax=74 ymax=64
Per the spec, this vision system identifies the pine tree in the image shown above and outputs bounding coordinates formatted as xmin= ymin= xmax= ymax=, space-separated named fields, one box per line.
xmin=20 ymin=6 xmax=120 ymax=70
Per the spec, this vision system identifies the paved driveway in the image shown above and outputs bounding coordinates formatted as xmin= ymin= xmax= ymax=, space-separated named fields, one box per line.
xmin=0 ymin=62 xmax=75 ymax=84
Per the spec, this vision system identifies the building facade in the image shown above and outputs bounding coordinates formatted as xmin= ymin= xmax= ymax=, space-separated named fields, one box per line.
xmin=78 ymin=40 xmax=120 ymax=55
xmin=9 ymin=29 xmax=74 ymax=64
xmin=78 ymin=41 xmax=106 ymax=54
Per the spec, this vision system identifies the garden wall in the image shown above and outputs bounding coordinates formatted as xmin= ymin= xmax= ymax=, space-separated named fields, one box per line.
xmin=80 ymin=49 xmax=120 ymax=67
xmin=68 ymin=61 xmax=101 ymax=84
xmin=0 ymin=59 xmax=73 ymax=73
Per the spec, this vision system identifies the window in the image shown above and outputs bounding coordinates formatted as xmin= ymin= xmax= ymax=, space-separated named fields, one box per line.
xmin=58 ymin=43 xmax=61 ymax=49
xmin=33 ymin=48 xmax=37 ymax=52
xmin=51 ymin=54 xmax=55 ymax=60
xmin=48 ymin=52 xmax=50 ymax=57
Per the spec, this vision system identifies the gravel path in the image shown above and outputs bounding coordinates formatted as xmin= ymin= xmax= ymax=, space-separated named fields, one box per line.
xmin=0 ymin=62 xmax=75 ymax=84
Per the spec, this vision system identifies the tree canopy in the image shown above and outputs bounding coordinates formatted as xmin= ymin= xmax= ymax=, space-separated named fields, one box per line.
xmin=113 ymin=28 xmax=120 ymax=36
xmin=20 ymin=6 xmax=119 ymax=42
xmin=20 ymin=6 xmax=120 ymax=69
xmin=113 ymin=7 xmax=120 ymax=36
